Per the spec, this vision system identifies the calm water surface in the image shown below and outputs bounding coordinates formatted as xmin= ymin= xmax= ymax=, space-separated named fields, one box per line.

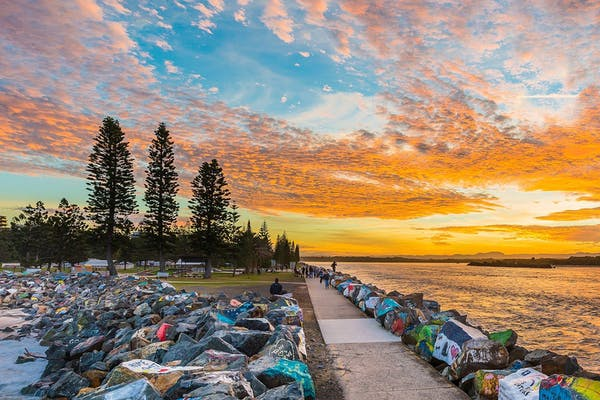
xmin=314 ymin=262 xmax=600 ymax=373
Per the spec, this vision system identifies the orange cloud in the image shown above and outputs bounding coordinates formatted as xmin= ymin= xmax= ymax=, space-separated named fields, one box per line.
xmin=537 ymin=208 xmax=600 ymax=221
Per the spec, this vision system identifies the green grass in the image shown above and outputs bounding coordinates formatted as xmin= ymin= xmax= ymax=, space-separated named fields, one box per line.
xmin=166 ymin=271 xmax=303 ymax=289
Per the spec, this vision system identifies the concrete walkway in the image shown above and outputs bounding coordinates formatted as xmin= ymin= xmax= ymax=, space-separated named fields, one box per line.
xmin=305 ymin=278 xmax=469 ymax=400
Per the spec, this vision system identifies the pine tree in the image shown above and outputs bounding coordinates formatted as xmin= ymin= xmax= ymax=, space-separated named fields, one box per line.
xmin=189 ymin=159 xmax=237 ymax=278
xmin=257 ymin=221 xmax=273 ymax=270
xmin=86 ymin=116 xmax=137 ymax=276
xmin=142 ymin=122 xmax=179 ymax=272
xmin=10 ymin=201 xmax=49 ymax=267
xmin=294 ymin=244 xmax=300 ymax=262
xmin=236 ymin=221 xmax=258 ymax=274
xmin=48 ymin=198 xmax=87 ymax=269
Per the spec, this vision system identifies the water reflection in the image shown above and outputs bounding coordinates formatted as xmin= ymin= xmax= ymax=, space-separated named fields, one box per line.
xmin=315 ymin=262 xmax=600 ymax=372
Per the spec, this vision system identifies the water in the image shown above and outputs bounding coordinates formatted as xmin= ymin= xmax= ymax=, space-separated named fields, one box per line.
xmin=0 ymin=338 xmax=47 ymax=399
xmin=314 ymin=262 xmax=600 ymax=373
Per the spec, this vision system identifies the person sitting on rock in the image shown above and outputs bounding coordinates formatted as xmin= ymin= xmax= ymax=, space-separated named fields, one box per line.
xmin=270 ymin=278 xmax=285 ymax=296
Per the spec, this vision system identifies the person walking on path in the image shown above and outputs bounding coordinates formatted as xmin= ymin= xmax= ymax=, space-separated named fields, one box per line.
xmin=322 ymin=271 xmax=330 ymax=289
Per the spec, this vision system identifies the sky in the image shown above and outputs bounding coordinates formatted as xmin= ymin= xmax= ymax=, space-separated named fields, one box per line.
xmin=2 ymin=1 xmax=600 ymax=256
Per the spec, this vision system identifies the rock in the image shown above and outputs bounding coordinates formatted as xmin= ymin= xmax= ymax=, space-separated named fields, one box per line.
xmin=249 ymin=356 xmax=315 ymax=400
xmin=498 ymin=368 xmax=548 ymax=400
xmin=524 ymin=349 xmax=557 ymax=365
xmin=162 ymin=371 xmax=253 ymax=400
xmin=540 ymin=355 xmax=581 ymax=375
xmin=539 ymin=374 xmax=600 ymax=399
xmin=449 ymin=338 xmax=510 ymax=380
xmin=187 ymin=349 xmax=248 ymax=371
xmin=471 ymin=369 xmax=512 ymax=399
xmin=235 ymin=318 xmax=274 ymax=332
xmin=104 ymin=359 xmax=184 ymax=395
xmin=16 ymin=354 xmax=36 ymax=364
xmin=213 ymin=329 xmax=272 ymax=357
xmin=47 ymin=370 xmax=90 ymax=398
xmin=74 ymin=378 xmax=162 ymax=400
xmin=103 ymin=364 xmax=145 ymax=387
xmin=399 ymin=292 xmax=424 ymax=309
xmin=433 ymin=319 xmax=487 ymax=366
xmin=131 ymin=340 xmax=173 ymax=363
xmin=243 ymin=371 xmax=268 ymax=397
xmin=257 ymin=381 xmax=304 ymax=400
xmin=82 ymin=369 xmax=108 ymax=387
xmin=489 ymin=329 xmax=518 ymax=350
xmin=260 ymin=325 xmax=304 ymax=361
xmin=509 ymin=345 xmax=529 ymax=363
xmin=410 ymin=324 xmax=440 ymax=362
xmin=182 ymin=383 xmax=237 ymax=399
xmin=167 ymin=336 xmax=241 ymax=365
xmin=70 ymin=335 xmax=106 ymax=357
xmin=133 ymin=303 xmax=152 ymax=317
xmin=78 ymin=350 xmax=105 ymax=372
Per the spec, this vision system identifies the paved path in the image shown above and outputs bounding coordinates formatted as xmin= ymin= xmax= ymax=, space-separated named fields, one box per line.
xmin=305 ymin=278 xmax=469 ymax=400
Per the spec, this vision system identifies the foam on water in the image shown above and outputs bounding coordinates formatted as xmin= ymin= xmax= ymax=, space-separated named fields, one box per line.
xmin=0 ymin=337 xmax=47 ymax=399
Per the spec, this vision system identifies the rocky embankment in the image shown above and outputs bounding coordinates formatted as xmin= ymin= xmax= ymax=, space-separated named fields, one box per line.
xmin=0 ymin=272 xmax=315 ymax=400
xmin=327 ymin=270 xmax=600 ymax=400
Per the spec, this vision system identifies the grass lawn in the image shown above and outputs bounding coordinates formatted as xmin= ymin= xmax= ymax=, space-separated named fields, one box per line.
xmin=166 ymin=271 xmax=303 ymax=289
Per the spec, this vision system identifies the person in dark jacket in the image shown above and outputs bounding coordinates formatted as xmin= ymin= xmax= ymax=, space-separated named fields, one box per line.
xmin=270 ymin=278 xmax=284 ymax=295
xmin=322 ymin=271 xmax=330 ymax=289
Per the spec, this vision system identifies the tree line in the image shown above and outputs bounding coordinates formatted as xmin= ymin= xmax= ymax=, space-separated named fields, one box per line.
xmin=0 ymin=117 xmax=301 ymax=277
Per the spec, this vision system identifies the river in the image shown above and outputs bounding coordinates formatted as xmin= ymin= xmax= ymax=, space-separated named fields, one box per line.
xmin=313 ymin=261 xmax=600 ymax=373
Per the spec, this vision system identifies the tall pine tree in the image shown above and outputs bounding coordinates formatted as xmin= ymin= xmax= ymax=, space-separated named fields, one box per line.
xmin=142 ymin=122 xmax=179 ymax=272
xmin=86 ymin=116 xmax=137 ymax=276
xmin=10 ymin=201 xmax=49 ymax=267
xmin=48 ymin=198 xmax=87 ymax=269
xmin=189 ymin=159 xmax=237 ymax=278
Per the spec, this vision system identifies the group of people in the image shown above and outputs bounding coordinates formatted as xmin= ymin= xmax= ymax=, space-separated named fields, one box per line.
xmin=271 ymin=261 xmax=339 ymax=297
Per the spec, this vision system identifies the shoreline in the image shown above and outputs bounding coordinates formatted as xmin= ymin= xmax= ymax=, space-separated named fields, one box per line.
xmin=309 ymin=265 xmax=600 ymax=399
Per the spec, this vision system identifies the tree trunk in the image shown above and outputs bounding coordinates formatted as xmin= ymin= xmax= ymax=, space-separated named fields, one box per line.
xmin=159 ymin=245 xmax=166 ymax=272
xmin=106 ymin=240 xmax=117 ymax=276
xmin=204 ymin=257 xmax=212 ymax=279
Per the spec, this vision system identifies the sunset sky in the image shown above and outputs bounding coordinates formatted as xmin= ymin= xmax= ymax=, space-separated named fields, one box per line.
xmin=2 ymin=1 xmax=600 ymax=256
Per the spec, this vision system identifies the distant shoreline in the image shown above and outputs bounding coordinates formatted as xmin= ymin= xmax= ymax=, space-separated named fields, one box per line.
xmin=303 ymin=255 xmax=600 ymax=266
xmin=467 ymin=261 xmax=554 ymax=269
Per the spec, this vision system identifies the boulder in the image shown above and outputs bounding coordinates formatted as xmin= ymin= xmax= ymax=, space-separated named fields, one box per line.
xmin=471 ymin=369 xmax=512 ymax=400
xmin=70 ymin=335 xmax=106 ymax=357
xmin=257 ymin=381 xmax=304 ymax=400
xmin=540 ymin=354 xmax=581 ymax=375
xmin=411 ymin=324 xmax=440 ymax=362
xmin=177 ymin=336 xmax=242 ymax=365
xmin=78 ymin=350 xmax=105 ymax=372
xmin=235 ymin=318 xmax=274 ymax=332
xmin=74 ymin=378 xmax=162 ymax=400
xmin=82 ymin=369 xmax=108 ymax=387
xmin=498 ymin=368 xmax=548 ymax=400
xmin=433 ymin=319 xmax=487 ymax=366
xmin=524 ymin=349 xmax=557 ymax=365
xmin=509 ymin=346 xmax=529 ymax=363
xmin=187 ymin=349 xmax=248 ymax=371
xmin=540 ymin=374 xmax=600 ymax=400
xmin=162 ymin=371 xmax=253 ymax=400
xmin=47 ymin=370 xmax=90 ymax=398
xmin=488 ymin=329 xmax=518 ymax=349
xmin=243 ymin=371 xmax=268 ymax=397
xmin=213 ymin=330 xmax=272 ymax=357
xmin=449 ymin=338 xmax=510 ymax=380
xmin=249 ymin=356 xmax=315 ymax=400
